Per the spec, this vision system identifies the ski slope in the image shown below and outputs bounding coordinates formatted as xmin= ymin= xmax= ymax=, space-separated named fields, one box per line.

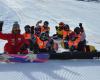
xmin=0 ymin=0 xmax=100 ymax=52
xmin=0 ymin=60 xmax=100 ymax=80
xmin=0 ymin=0 xmax=100 ymax=80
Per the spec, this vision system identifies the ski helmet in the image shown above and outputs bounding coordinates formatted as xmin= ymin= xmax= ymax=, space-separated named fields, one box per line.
xmin=64 ymin=24 xmax=70 ymax=31
xmin=24 ymin=25 xmax=31 ymax=33
xmin=74 ymin=27 xmax=81 ymax=34
xmin=25 ymin=25 xmax=30 ymax=29
xmin=44 ymin=21 xmax=49 ymax=26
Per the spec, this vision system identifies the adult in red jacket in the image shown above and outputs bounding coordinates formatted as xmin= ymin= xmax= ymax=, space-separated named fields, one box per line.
xmin=0 ymin=21 xmax=29 ymax=54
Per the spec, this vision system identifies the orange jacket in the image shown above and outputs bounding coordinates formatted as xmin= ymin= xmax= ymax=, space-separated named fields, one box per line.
xmin=63 ymin=30 xmax=72 ymax=40
xmin=23 ymin=33 xmax=31 ymax=39
xmin=68 ymin=34 xmax=81 ymax=48
xmin=35 ymin=36 xmax=48 ymax=49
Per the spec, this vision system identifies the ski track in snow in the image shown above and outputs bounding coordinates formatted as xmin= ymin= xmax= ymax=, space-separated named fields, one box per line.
xmin=0 ymin=0 xmax=100 ymax=80
xmin=0 ymin=60 xmax=100 ymax=80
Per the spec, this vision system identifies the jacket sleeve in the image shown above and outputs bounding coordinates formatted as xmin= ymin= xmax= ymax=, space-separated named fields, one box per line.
xmin=0 ymin=32 xmax=9 ymax=40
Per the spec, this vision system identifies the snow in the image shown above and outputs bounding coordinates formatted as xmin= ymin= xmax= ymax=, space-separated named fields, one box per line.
xmin=0 ymin=0 xmax=100 ymax=80
xmin=0 ymin=60 xmax=100 ymax=80
xmin=0 ymin=0 xmax=100 ymax=52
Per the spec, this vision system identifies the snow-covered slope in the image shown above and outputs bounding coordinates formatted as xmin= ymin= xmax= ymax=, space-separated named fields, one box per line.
xmin=0 ymin=0 xmax=100 ymax=52
xmin=0 ymin=60 xmax=100 ymax=80
xmin=0 ymin=0 xmax=100 ymax=80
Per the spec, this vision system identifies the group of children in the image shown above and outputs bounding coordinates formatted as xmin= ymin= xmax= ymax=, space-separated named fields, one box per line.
xmin=53 ymin=22 xmax=86 ymax=51
xmin=54 ymin=22 xmax=96 ymax=52
xmin=22 ymin=20 xmax=55 ymax=54
xmin=0 ymin=20 xmax=96 ymax=55
xmin=0 ymin=20 xmax=55 ymax=54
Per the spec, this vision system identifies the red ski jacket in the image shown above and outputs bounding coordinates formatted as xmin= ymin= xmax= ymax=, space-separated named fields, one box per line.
xmin=0 ymin=32 xmax=29 ymax=54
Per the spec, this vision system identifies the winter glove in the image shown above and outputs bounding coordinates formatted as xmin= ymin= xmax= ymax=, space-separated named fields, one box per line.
xmin=79 ymin=23 xmax=84 ymax=32
xmin=79 ymin=23 xmax=82 ymax=27
xmin=36 ymin=20 xmax=42 ymax=27
xmin=55 ymin=26 xmax=58 ymax=30
xmin=0 ymin=21 xmax=4 ymax=32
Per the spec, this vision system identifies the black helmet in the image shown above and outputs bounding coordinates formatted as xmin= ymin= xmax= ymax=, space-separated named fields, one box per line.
xmin=74 ymin=27 xmax=81 ymax=34
xmin=24 ymin=25 xmax=31 ymax=33
xmin=24 ymin=25 xmax=30 ymax=29
xmin=64 ymin=24 xmax=70 ymax=30
xmin=44 ymin=21 xmax=49 ymax=25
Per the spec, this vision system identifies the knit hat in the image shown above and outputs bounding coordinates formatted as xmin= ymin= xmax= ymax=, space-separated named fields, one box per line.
xmin=12 ymin=21 xmax=20 ymax=29
xmin=12 ymin=21 xmax=20 ymax=34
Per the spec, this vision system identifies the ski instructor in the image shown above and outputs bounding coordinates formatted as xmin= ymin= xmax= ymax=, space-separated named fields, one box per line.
xmin=0 ymin=21 xmax=29 ymax=54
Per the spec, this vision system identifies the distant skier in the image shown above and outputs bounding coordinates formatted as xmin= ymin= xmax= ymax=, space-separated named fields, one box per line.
xmin=0 ymin=21 xmax=29 ymax=54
